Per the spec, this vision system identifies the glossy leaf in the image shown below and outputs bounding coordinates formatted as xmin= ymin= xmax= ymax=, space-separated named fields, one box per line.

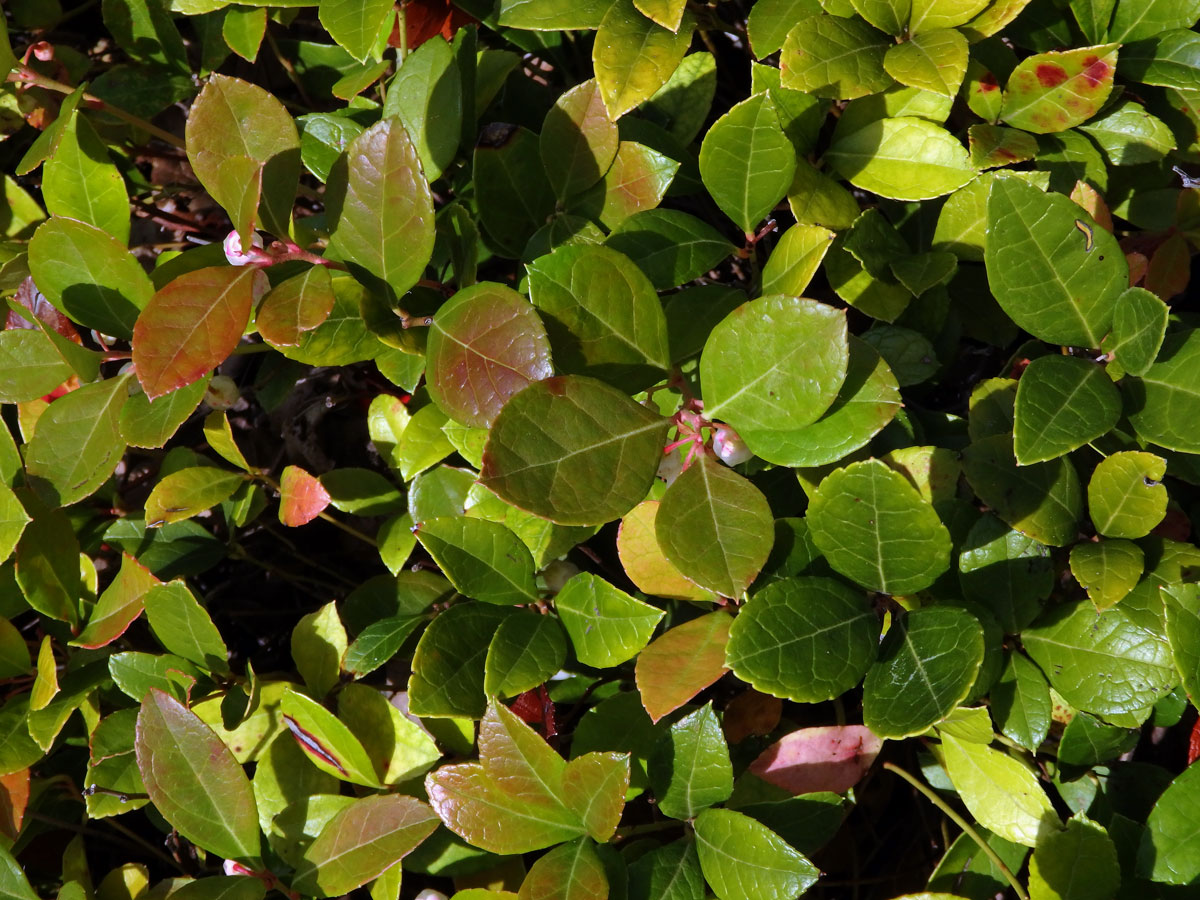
xmin=133 ymin=267 xmax=257 ymax=400
xmin=1100 ymin=287 xmax=1168 ymax=377
xmin=635 ymin=611 xmax=732 ymax=722
xmin=1162 ymin=586 xmax=1200 ymax=741
xmin=0 ymin=330 xmax=74 ymax=404
xmin=958 ymin=513 xmax=1053 ymax=633
xmin=573 ymin=140 xmax=679 ymax=229
xmin=1125 ymin=328 xmax=1200 ymax=453
xmin=826 ymin=116 xmax=975 ymax=201
xmin=279 ymin=689 xmax=381 ymax=787
xmin=120 ymin=376 xmax=210 ymax=450
xmin=292 ymin=602 xmax=347 ymax=698
xmin=648 ymin=703 xmax=732 ymax=820
xmin=143 ymin=581 xmax=229 ymax=673
xmin=617 ymin=501 xmax=715 ymax=602
xmin=863 ymin=607 xmax=985 ymax=738
xmin=992 ymin=652 xmax=1052 ymax=751
xmin=484 ymin=613 xmax=568 ymax=698
xmin=144 ymin=467 xmax=246 ymax=526
xmin=481 ymin=376 xmax=670 ymax=526
xmin=415 ymin=516 xmax=537 ymax=605
xmin=319 ymin=0 xmax=393 ymax=62
xmin=257 ymin=266 xmax=336 ymax=348
xmin=780 ymin=14 xmax=893 ymax=99
xmin=279 ymin=465 xmax=332 ymax=527
xmin=427 ymin=282 xmax=553 ymax=428
xmin=517 ymin=838 xmax=608 ymax=900
xmin=1070 ymin=539 xmax=1144 ymax=611
xmin=409 ymin=603 xmax=514 ymax=718
xmin=43 ymin=110 xmax=130 ymax=245
xmin=884 ymin=28 xmax=969 ymax=97
xmin=1013 ymin=355 xmax=1121 ymax=464
xmin=694 ymin=808 xmax=819 ymax=900
xmin=541 ymin=79 xmax=618 ymax=201
xmin=760 ymin=224 xmax=834 ymax=298
xmin=474 ymin=124 xmax=555 ymax=258
xmin=383 ymin=35 xmax=462 ymax=182
xmin=1000 ymin=44 xmax=1118 ymax=133
xmin=606 ymin=210 xmax=735 ymax=291
xmin=555 ymin=572 xmax=664 ymax=667
xmin=135 ymin=690 xmax=261 ymax=862
xmin=593 ymin=0 xmax=694 ymax=120
xmin=809 ymin=459 xmax=951 ymax=595
xmin=561 ymin=752 xmax=630 ymax=843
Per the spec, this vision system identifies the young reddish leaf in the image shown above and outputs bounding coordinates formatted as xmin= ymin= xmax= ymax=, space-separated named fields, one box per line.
xmin=1000 ymin=44 xmax=1119 ymax=134
xmin=1145 ymin=232 xmax=1191 ymax=300
xmin=0 ymin=769 xmax=29 ymax=843
xmin=426 ymin=282 xmax=553 ymax=429
xmin=133 ymin=267 xmax=257 ymax=400
xmin=635 ymin=611 xmax=733 ymax=722
xmin=71 ymin=553 xmax=159 ymax=649
xmin=517 ymin=838 xmax=608 ymax=900
xmin=561 ymin=752 xmax=630 ymax=843
xmin=135 ymin=690 xmax=261 ymax=863
xmin=279 ymin=465 xmax=331 ymax=527
xmin=290 ymin=795 xmax=439 ymax=897
xmin=573 ymin=141 xmax=680 ymax=230
xmin=186 ymin=74 xmax=300 ymax=239
xmin=327 ymin=118 xmax=435 ymax=299
xmin=400 ymin=0 xmax=477 ymax=48
xmin=748 ymin=725 xmax=884 ymax=795
xmin=256 ymin=266 xmax=336 ymax=347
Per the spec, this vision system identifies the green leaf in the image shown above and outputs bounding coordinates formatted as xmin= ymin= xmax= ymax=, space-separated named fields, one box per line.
xmin=863 ymin=607 xmax=984 ymax=738
xmin=628 ymin=838 xmax=705 ymax=900
xmin=648 ymin=703 xmax=732 ymax=820
xmin=1079 ymin=99 xmax=1175 ymax=165
xmin=484 ymin=612 xmax=568 ymax=698
xmin=120 ymin=376 xmax=210 ymax=450
xmin=143 ymin=581 xmax=230 ymax=674
xmin=42 ymin=109 xmax=130 ymax=245
xmin=958 ymin=513 xmax=1053 ymax=633
xmin=635 ymin=612 xmax=732 ymax=722
xmin=0 ymin=330 xmax=74 ymax=404
xmin=24 ymin=373 xmax=129 ymax=507
xmin=655 ymin=454 xmax=774 ymax=598
xmin=826 ymin=116 xmax=975 ymax=201
xmin=73 ymin=553 xmax=158 ymax=650
xmin=133 ymin=266 xmax=257 ymax=400
xmin=727 ymin=576 xmax=880 ymax=702
xmin=940 ymin=732 xmax=1058 ymax=847
xmin=0 ymin=845 xmax=39 ymax=900
xmin=617 ymin=500 xmax=715 ymax=602
xmin=571 ymin=140 xmax=680 ymax=230
xmin=961 ymin=434 xmax=1082 ymax=547
xmin=1138 ymin=756 xmax=1200 ymax=884
xmin=185 ymin=74 xmax=300 ymax=239
xmin=382 ymin=36 xmax=462 ymax=181
xmin=1088 ymin=451 xmax=1167 ymax=540
xmin=292 ymin=795 xmax=438 ymax=897
xmin=1109 ymin=0 xmax=1200 ymax=42
xmin=593 ymin=0 xmax=694 ymax=120
xmin=968 ymin=124 xmax=1039 ymax=169
xmin=554 ymin=572 xmax=664 ymax=667
xmin=1070 ymin=539 xmax=1143 ymax=611
xmin=748 ymin=0 xmax=823 ymax=57
xmin=992 ymin=652 xmax=1052 ymax=751
xmin=222 ymin=6 xmax=267 ymax=61
xmin=257 ymin=265 xmax=336 ymax=348
xmin=642 ymin=52 xmax=718 ymax=144
xmin=760 ymin=224 xmax=835 ymax=298
xmin=884 ymin=28 xmax=969 ymax=97
xmin=425 ymin=701 xmax=585 ymax=853
xmin=527 ymin=245 xmax=669 ymax=391
xmin=164 ymin=880 xmax=264 ymax=900
xmin=606 ymin=210 xmax=735 ymax=291
xmin=474 ymin=124 xmax=556 ymax=258
xmin=481 ymin=376 xmax=670 ymax=526
xmin=409 ymin=603 xmax=514 ymax=718
xmin=291 ymin=601 xmax=347 ymax=697
xmin=1125 ymin=328 xmax=1200 ymax=453
xmin=562 ymin=752 xmax=630 ymax=842
xmin=28 ymin=217 xmax=152 ymax=338
xmin=415 ymin=517 xmax=537 ymax=605
xmin=319 ymin=467 xmax=403 ymax=516
xmin=1163 ymin=584 xmax=1200 ymax=704
xmin=694 ymin=808 xmax=819 ymax=900
xmin=0 ymin=616 xmax=29 ymax=678
xmin=740 ymin=336 xmax=900 ymax=467
xmin=1000 ymin=44 xmax=1118 ymax=133
xmin=279 ymin=689 xmax=381 ymax=787
xmin=910 ymin=0 xmax=990 ymax=31
xmin=1023 ymin=599 xmax=1177 ymax=716
xmin=144 ymin=467 xmax=246 ymax=526
xmin=318 ymin=0 xmax=393 ymax=62
xmin=517 ymin=838 xmax=608 ymax=900
xmin=849 ymin=0 xmax=910 ymax=33
xmin=541 ymin=79 xmax=619 ymax=202
xmin=1031 ymin=813 xmax=1119 ymax=899
xmin=635 ymin=0 xmax=688 ymax=31
xmin=701 ymin=295 xmax=848 ymax=434
xmin=809 ymin=459 xmax=951 ymax=595
xmin=780 ymin=14 xmax=893 ymax=99
xmin=327 ymin=117 xmax=434 ymax=298
xmin=698 ymin=92 xmax=796 ymax=234
xmin=135 ymin=690 xmax=261 ymax=862
xmin=15 ymin=493 xmax=80 ymax=625
xmin=1013 ymin=355 xmax=1121 ymax=465
xmin=343 ymin=614 xmax=425 ymax=678
xmin=497 ymin=0 xmax=613 ymax=28
xmin=985 ymin=176 xmax=1126 ymax=347
xmin=1101 ymin=288 xmax=1167 ymax=378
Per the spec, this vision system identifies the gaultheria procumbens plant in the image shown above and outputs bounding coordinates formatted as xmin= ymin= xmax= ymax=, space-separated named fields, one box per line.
xmin=0 ymin=0 xmax=1198 ymax=897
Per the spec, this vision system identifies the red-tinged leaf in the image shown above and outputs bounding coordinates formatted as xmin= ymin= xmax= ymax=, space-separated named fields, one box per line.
xmin=290 ymin=795 xmax=439 ymax=898
xmin=279 ymin=465 xmax=331 ymax=527
xmin=1070 ymin=181 xmax=1114 ymax=233
xmin=135 ymin=690 xmax=261 ymax=862
xmin=1127 ymin=250 xmax=1149 ymax=286
xmin=0 ymin=769 xmax=29 ymax=842
xmin=561 ymin=752 xmax=630 ymax=843
xmin=256 ymin=266 xmax=336 ymax=347
xmin=634 ymin=611 xmax=733 ymax=722
xmin=748 ymin=725 xmax=884 ymax=795
xmin=517 ymin=838 xmax=608 ymax=900
xmin=71 ymin=553 xmax=159 ymax=649
xmin=185 ymin=74 xmax=300 ymax=240
xmin=426 ymin=282 xmax=554 ymax=429
xmin=10 ymin=276 xmax=83 ymax=343
xmin=327 ymin=118 xmax=435 ymax=299
xmin=397 ymin=0 xmax=477 ymax=49
xmin=1145 ymin=232 xmax=1191 ymax=300
xmin=1190 ymin=717 xmax=1200 ymax=765
xmin=133 ymin=267 xmax=257 ymax=400
xmin=722 ymin=689 xmax=783 ymax=744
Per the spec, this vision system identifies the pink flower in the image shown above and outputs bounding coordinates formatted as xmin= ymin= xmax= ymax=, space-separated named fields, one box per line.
xmin=223 ymin=230 xmax=264 ymax=266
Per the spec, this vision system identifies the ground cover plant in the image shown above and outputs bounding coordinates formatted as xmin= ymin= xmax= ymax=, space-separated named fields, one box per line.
xmin=0 ymin=0 xmax=1199 ymax=897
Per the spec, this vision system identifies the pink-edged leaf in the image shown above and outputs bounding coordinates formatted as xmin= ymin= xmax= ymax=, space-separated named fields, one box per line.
xmin=516 ymin=838 xmax=608 ymax=900
xmin=71 ymin=553 xmax=159 ymax=649
xmin=279 ymin=465 xmax=332 ymax=527
xmin=634 ymin=611 xmax=732 ymax=723
xmin=748 ymin=724 xmax=884 ymax=795
xmin=134 ymin=689 xmax=261 ymax=862
xmin=426 ymin=282 xmax=553 ymax=428
xmin=133 ymin=267 xmax=257 ymax=400
xmin=290 ymin=794 xmax=439 ymax=898
xmin=256 ymin=266 xmax=336 ymax=347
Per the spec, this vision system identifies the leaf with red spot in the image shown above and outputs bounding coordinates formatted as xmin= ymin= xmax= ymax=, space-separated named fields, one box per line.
xmin=279 ymin=465 xmax=332 ymax=527
xmin=133 ymin=267 xmax=258 ymax=400
xmin=748 ymin=725 xmax=884 ymax=795
xmin=1000 ymin=44 xmax=1119 ymax=134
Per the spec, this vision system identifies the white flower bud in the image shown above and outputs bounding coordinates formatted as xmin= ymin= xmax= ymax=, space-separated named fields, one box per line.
xmin=205 ymin=374 xmax=240 ymax=410
xmin=657 ymin=447 xmax=684 ymax=484
xmin=712 ymin=424 xmax=753 ymax=466
xmin=542 ymin=559 xmax=579 ymax=594
xmin=223 ymin=229 xmax=263 ymax=266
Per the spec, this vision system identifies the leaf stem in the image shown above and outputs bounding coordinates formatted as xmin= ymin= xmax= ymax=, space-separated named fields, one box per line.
xmin=8 ymin=68 xmax=186 ymax=149
xmin=882 ymin=762 xmax=1029 ymax=900
xmin=612 ymin=818 xmax=683 ymax=841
